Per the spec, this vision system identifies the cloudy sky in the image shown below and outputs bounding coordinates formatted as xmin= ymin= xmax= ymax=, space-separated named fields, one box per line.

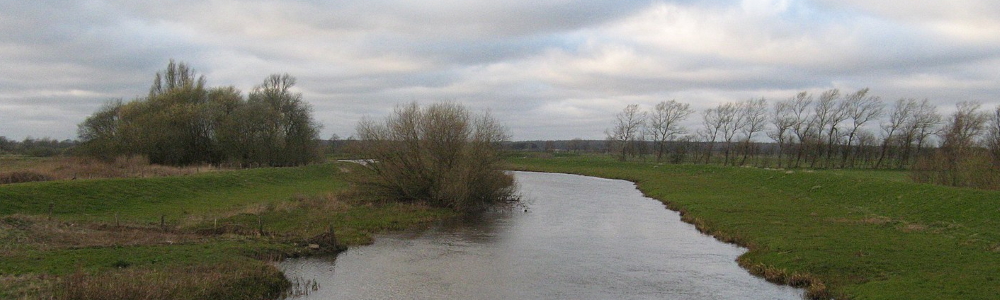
xmin=2 ymin=0 xmax=999 ymax=141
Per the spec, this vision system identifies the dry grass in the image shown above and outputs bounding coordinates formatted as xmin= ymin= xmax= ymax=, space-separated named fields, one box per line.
xmin=739 ymin=260 xmax=830 ymax=300
xmin=0 ymin=274 xmax=58 ymax=300
xmin=0 ymin=155 xmax=217 ymax=184
xmin=899 ymin=223 xmax=928 ymax=232
xmin=827 ymin=215 xmax=893 ymax=225
xmin=58 ymin=263 xmax=288 ymax=300
xmin=1 ymin=214 xmax=208 ymax=254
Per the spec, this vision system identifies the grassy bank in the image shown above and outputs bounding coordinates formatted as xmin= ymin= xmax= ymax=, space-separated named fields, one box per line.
xmin=508 ymin=156 xmax=999 ymax=300
xmin=0 ymin=163 xmax=453 ymax=299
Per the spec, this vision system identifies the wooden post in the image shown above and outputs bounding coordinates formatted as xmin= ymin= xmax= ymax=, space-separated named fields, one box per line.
xmin=48 ymin=202 xmax=54 ymax=221
xmin=328 ymin=224 xmax=339 ymax=248
xmin=160 ymin=215 xmax=166 ymax=231
xmin=213 ymin=218 xmax=218 ymax=233
xmin=115 ymin=212 xmax=120 ymax=228
xmin=257 ymin=215 xmax=264 ymax=236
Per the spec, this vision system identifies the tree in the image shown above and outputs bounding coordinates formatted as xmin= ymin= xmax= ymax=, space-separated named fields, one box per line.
xmin=738 ymin=97 xmax=768 ymax=166
xmin=248 ymin=74 xmax=322 ymax=166
xmin=768 ymin=98 xmax=796 ymax=168
xmin=699 ymin=106 xmax=725 ymax=164
xmin=938 ymin=101 xmax=989 ymax=186
xmin=78 ymin=61 xmax=321 ymax=167
xmin=787 ymin=92 xmax=815 ymax=168
xmin=606 ymin=104 xmax=646 ymax=161
xmin=350 ymin=102 xmax=517 ymax=212
xmin=567 ymin=138 xmax=587 ymax=153
xmin=877 ymin=99 xmax=916 ymax=168
xmin=901 ymin=99 xmax=941 ymax=168
xmin=840 ymin=88 xmax=883 ymax=168
xmin=647 ymin=100 xmax=693 ymax=162
xmin=78 ymin=100 xmax=125 ymax=160
xmin=989 ymin=105 xmax=1000 ymax=168
xmin=812 ymin=89 xmax=847 ymax=167
xmin=715 ymin=102 xmax=743 ymax=165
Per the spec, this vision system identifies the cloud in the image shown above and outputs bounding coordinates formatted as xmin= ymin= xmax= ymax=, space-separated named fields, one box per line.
xmin=1 ymin=0 xmax=999 ymax=141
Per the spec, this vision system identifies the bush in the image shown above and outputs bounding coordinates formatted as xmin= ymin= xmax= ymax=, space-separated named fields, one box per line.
xmin=349 ymin=102 xmax=518 ymax=212
xmin=0 ymin=171 xmax=54 ymax=184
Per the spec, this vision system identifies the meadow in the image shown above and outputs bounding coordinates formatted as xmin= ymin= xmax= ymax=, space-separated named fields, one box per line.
xmin=4 ymin=154 xmax=998 ymax=299
xmin=0 ymin=162 xmax=453 ymax=299
xmin=508 ymin=155 xmax=1000 ymax=299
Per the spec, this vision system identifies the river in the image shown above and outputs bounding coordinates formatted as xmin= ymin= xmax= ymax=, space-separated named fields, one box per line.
xmin=280 ymin=171 xmax=804 ymax=299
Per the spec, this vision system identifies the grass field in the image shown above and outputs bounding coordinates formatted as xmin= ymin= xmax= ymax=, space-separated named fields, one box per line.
xmin=0 ymin=162 xmax=453 ymax=299
xmin=508 ymin=156 xmax=999 ymax=299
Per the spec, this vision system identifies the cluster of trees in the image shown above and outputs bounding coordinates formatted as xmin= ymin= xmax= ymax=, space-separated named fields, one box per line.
xmin=607 ymin=89 xmax=1000 ymax=188
xmin=350 ymin=102 xmax=517 ymax=212
xmin=0 ymin=137 xmax=76 ymax=157
xmin=78 ymin=61 xmax=322 ymax=167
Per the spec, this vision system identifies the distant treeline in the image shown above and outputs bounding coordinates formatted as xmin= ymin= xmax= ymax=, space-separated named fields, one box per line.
xmin=597 ymin=89 xmax=1000 ymax=189
xmin=0 ymin=137 xmax=76 ymax=157
xmin=77 ymin=61 xmax=322 ymax=167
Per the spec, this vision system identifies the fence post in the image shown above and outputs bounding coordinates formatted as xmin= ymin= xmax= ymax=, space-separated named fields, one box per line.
xmin=257 ymin=215 xmax=264 ymax=236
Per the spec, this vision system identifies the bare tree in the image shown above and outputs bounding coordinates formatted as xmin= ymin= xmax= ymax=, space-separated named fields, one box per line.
xmin=812 ymin=89 xmax=848 ymax=167
xmin=768 ymin=99 xmax=796 ymax=168
xmin=989 ymin=106 xmax=1000 ymax=168
xmin=937 ymin=101 xmax=989 ymax=186
xmin=738 ymin=97 xmax=768 ymax=166
xmin=714 ymin=102 xmax=744 ymax=165
xmin=351 ymin=102 xmax=516 ymax=211
xmin=647 ymin=100 xmax=694 ymax=162
xmin=902 ymin=99 xmax=941 ymax=167
xmin=787 ymin=92 xmax=814 ymax=168
xmin=877 ymin=98 xmax=916 ymax=168
xmin=700 ymin=107 xmax=725 ymax=164
xmin=855 ymin=129 xmax=879 ymax=167
xmin=606 ymin=104 xmax=646 ymax=161
xmin=840 ymin=88 xmax=883 ymax=168
xmin=149 ymin=59 xmax=206 ymax=98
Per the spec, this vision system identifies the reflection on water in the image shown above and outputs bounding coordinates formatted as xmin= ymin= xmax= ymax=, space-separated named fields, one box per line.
xmin=280 ymin=171 xmax=804 ymax=299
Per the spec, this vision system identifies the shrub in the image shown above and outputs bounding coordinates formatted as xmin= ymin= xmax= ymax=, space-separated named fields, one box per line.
xmin=349 ymin=102 xmax=518 ymax=212
xmin=0 ymin=171 xmax=54 ymax=184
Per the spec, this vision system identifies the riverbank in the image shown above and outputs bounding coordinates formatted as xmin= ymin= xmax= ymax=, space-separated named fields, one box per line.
xmin=507 ymin=155 xmax=1000 ymax=299
xmin=0 ymin=163 xmax=454 ymax=299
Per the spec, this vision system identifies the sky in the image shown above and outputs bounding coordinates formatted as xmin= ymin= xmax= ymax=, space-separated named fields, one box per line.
xmin=2 ymin=0 xmax=999 ymax=141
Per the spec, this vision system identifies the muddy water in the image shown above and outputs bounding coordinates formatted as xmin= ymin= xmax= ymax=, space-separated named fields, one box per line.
xmin=280 ymin=171 xmax=804 ymax=299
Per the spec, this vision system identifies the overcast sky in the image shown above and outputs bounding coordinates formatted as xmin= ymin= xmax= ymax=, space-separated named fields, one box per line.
xmin=2 ymin=0 xmax=999 ymax=141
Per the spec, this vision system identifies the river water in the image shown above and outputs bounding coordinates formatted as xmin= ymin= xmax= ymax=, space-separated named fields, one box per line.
xmin=280 ymin=171 xmax=804 ymax=299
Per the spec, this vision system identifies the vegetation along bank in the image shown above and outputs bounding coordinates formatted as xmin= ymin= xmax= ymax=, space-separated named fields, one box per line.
xmin=0 ymin=162 xmax=454 ymax=299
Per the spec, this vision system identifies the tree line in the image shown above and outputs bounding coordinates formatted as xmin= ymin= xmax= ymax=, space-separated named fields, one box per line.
xmin=0 ymin=137 xmax=77 ymax=157
xmin=78 ymin=61 xmax=322 ymax=167
xmin=606 ymin=88 xmax=1000 ymax=189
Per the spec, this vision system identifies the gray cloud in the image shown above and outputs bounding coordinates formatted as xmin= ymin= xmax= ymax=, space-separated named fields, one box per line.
xmin=2 ymin=0 xmax=999 ymax=141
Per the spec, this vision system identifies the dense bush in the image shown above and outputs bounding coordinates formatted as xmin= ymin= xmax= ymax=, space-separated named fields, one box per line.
xmin=349 ymin=102 xmax=518 ymax=212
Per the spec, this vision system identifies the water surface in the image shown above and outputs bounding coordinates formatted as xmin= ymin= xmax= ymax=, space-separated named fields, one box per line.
xmin=281 ymin=171 xmax=803 ymax=299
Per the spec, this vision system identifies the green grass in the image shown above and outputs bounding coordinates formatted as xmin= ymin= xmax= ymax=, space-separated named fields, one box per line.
xmin=0 ymin=164 xmax=343 ymax=222
xmin=507 ymin=156 xmax=1000 ymax=300
xmin=0 ymin=162 xmax=454 ymax=300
